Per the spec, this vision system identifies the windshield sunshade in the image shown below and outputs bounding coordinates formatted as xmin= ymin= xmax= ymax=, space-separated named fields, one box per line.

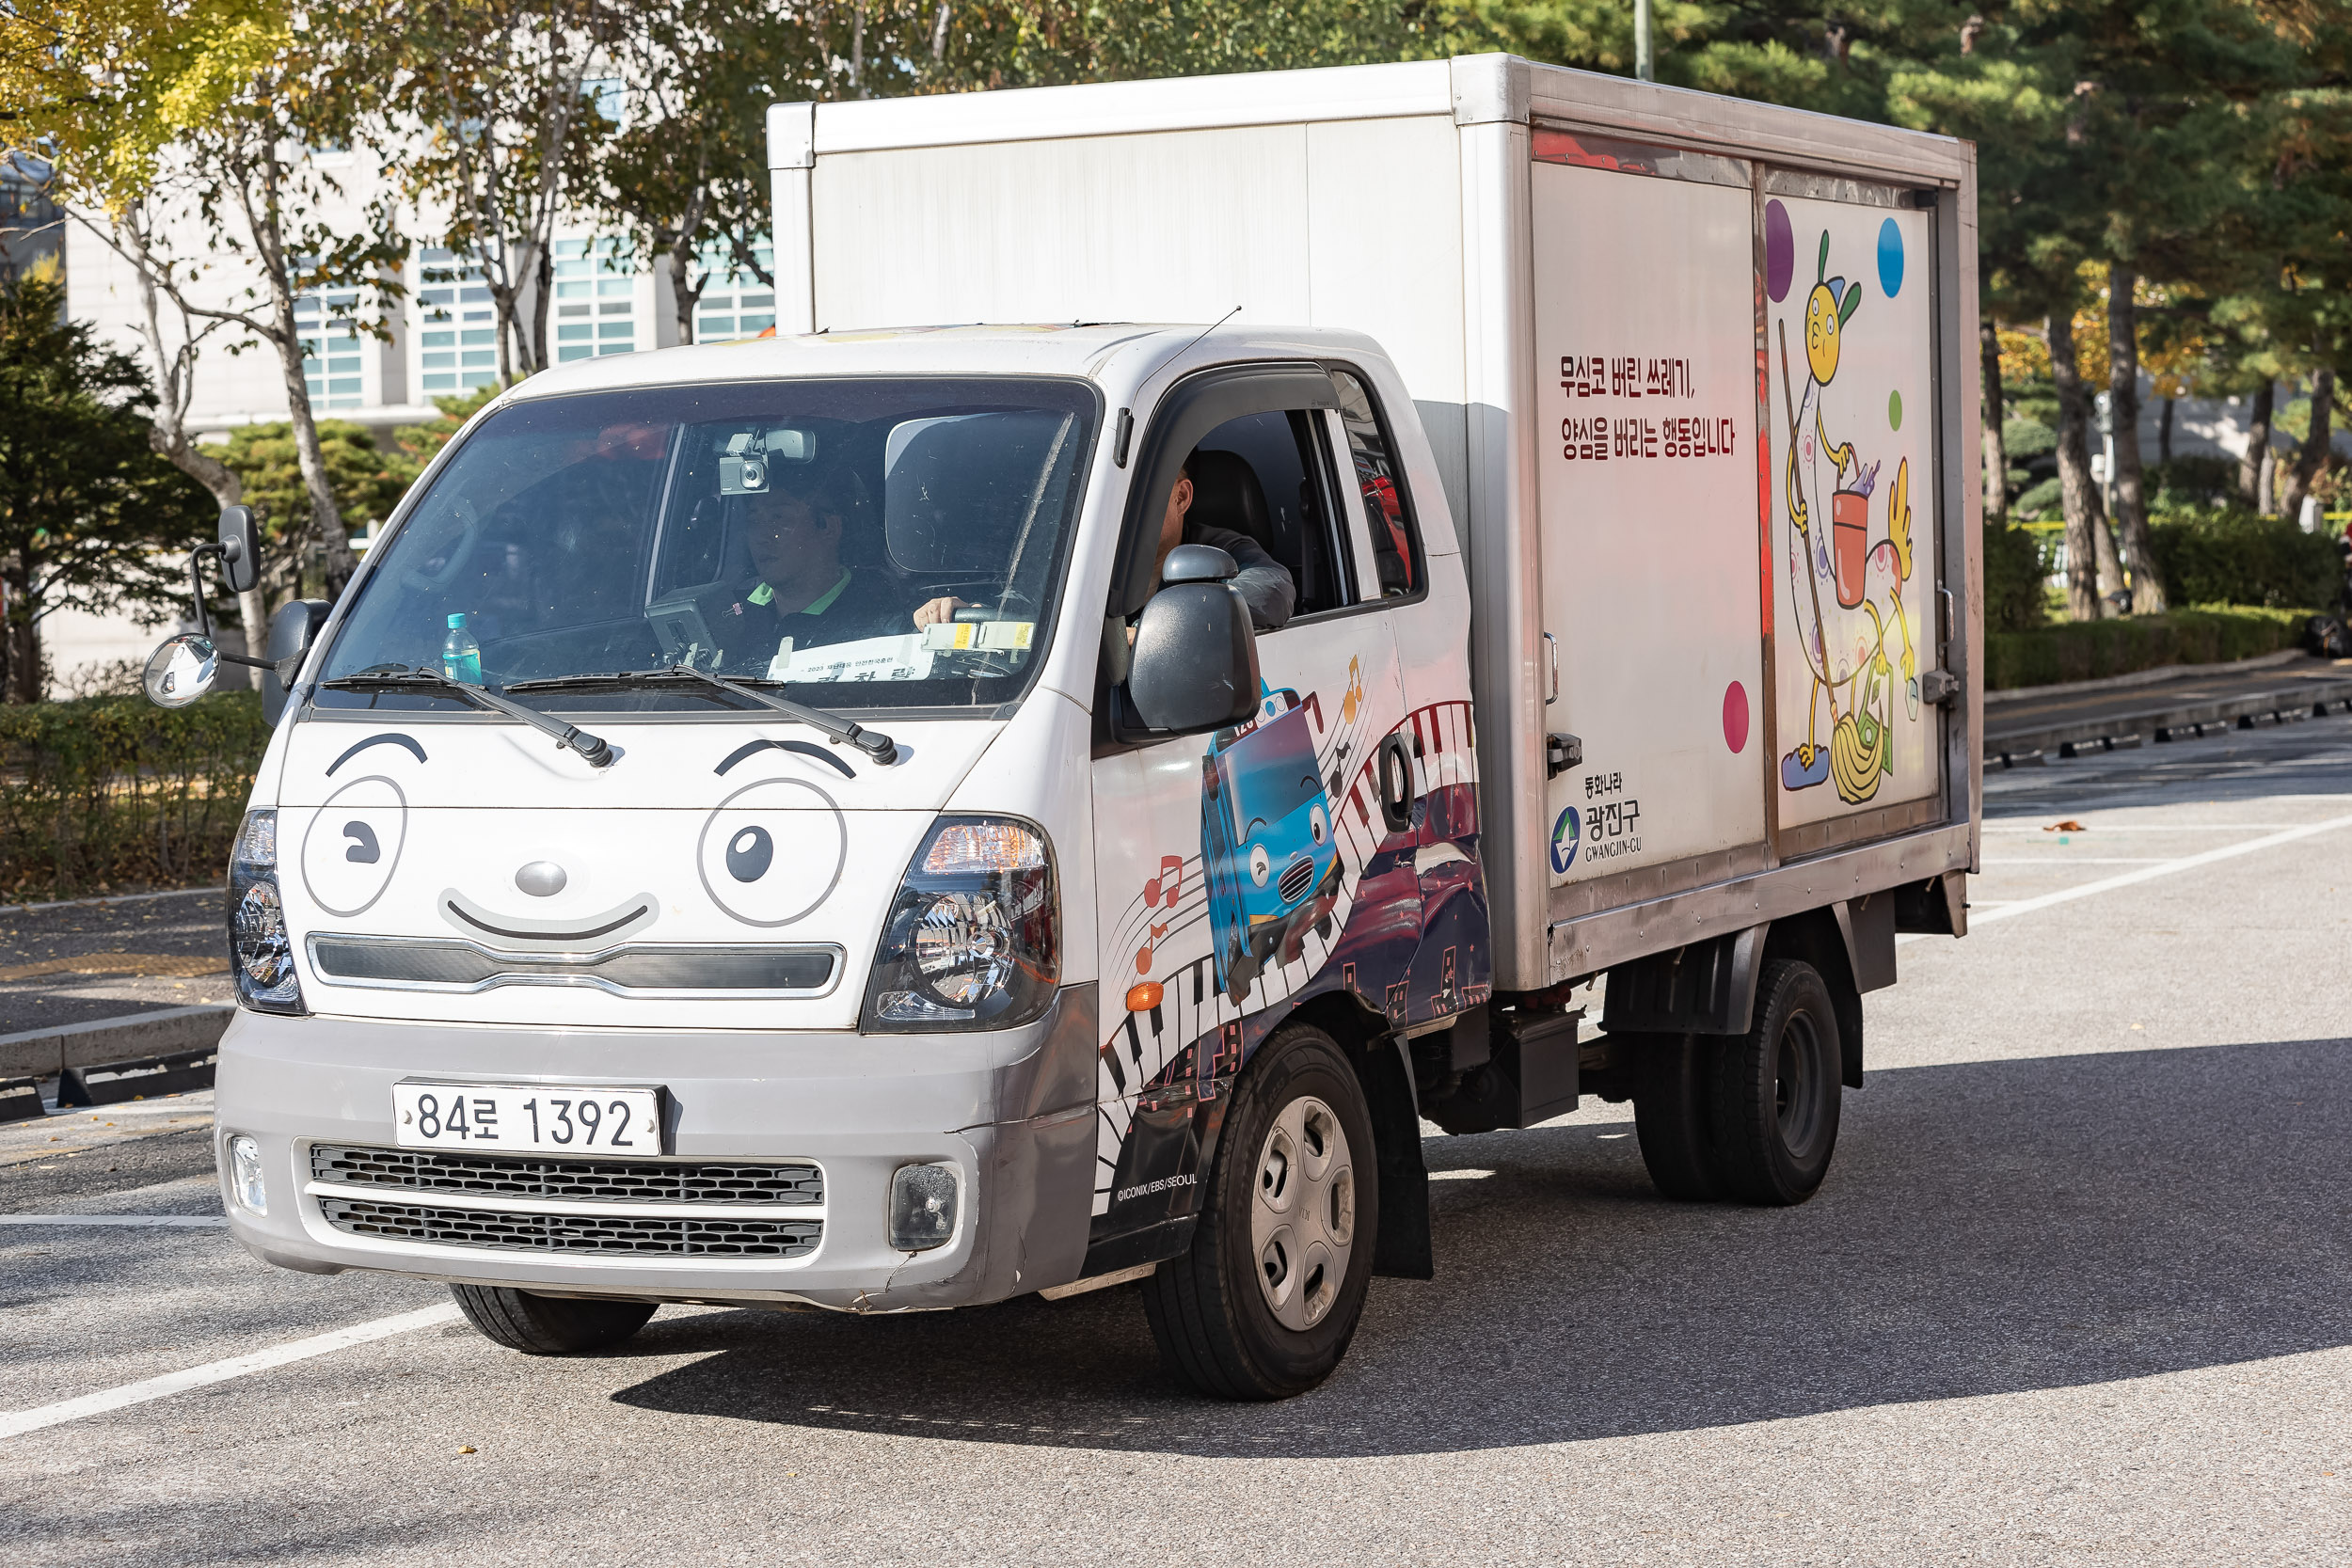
xmin=315 ymin=378 xmax=1098 ymax=715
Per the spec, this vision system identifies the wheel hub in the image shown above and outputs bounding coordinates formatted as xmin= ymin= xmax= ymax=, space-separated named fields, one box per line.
xmin=1249 ymin=1094 xmax=1356 ymax=1330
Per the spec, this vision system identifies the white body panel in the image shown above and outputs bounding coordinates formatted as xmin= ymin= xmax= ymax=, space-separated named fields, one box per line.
xmin=771 ymin=52 xmax=1982 ymax=991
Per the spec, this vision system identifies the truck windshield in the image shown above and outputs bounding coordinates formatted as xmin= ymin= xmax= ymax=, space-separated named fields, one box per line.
xmin=315 ymin=377 xmax=1097 ymax=715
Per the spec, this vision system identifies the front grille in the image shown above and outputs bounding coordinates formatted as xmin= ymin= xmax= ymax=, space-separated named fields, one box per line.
xmin=1277 ymin=855 xmax=1316 ymax=904
xmin=319 ymin=1196 xmax=821 ymax=1258
xmin=310 ymin=1144 xmax=823 ymax=1206
xmin=307 ymin=936 xmax=839 ymax=994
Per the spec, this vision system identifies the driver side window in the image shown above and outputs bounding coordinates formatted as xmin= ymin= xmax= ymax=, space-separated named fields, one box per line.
xmin=1187 ymin=409 xmax=1358 ymax=621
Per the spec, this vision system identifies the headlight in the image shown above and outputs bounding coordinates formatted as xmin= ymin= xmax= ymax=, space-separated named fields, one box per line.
xmin=229 ymin=810 xmax=305 ymax=1015
xmin=862 ymin=816 xmax=1057 ymax=1032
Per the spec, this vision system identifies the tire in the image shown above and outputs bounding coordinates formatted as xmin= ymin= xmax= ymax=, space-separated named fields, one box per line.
xmin=1142 ymin=1022 xmax=1377 ymax=1399
xmin=450 ymin=1285 xmax=657 ymax=1354
xmin=1632 ymin=1031 xmax=1724 ymax=1200
xmin=1708 ymin=959 xmax=1842 ymax=1205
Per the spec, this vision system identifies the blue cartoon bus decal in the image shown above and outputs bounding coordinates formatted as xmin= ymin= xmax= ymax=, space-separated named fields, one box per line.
xmin=1200 ymin=690 xmax=1343 ymax=1003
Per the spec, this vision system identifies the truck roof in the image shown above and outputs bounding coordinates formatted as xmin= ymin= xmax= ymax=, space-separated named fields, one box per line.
xmin=772 ymin=53 xmax=1971 ymax=190
xmin=501 ymin=322 xmax=1384 ymax=404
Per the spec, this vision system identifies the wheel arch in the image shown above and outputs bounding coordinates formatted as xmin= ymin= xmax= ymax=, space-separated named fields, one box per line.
xmin=1274 ymin=991 xmax=1433 ymax=1280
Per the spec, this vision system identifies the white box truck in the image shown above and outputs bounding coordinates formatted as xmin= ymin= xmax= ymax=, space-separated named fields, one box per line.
xmin=158 ymin=53 xmax=1979 ymax=1399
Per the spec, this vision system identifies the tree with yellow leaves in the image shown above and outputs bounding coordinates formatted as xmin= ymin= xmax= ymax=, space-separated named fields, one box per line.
xmin=0 ymin=0 xmax=402 ymax=622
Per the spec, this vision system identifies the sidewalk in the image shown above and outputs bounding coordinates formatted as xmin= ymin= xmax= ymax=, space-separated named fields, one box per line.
xmin=0 ymin=887 xmax=230 ymax=1044
xmin=1983 ymin=651 xmax=2352 ymax=762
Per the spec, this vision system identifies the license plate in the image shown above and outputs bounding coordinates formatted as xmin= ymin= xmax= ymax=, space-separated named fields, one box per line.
xmin=391 ymin=1083 xmax=664 ymax=1155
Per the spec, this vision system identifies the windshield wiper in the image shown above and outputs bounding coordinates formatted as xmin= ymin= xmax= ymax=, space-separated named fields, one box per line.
xmin=504 ymin=665 xmax=898 ymax=765
xmin=321 ymin=666 xmax=615 ymax=768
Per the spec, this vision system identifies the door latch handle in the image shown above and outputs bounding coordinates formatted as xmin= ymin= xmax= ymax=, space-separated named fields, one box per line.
xmin=1542 ymin=631 xmax=1560 ymax=705
xmin=1546 ymin=732 xmax=1582 ymax=780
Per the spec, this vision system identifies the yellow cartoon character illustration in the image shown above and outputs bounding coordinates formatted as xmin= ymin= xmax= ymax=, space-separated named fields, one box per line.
xmin=1775 ymin=224 xmax=1916 ymax=805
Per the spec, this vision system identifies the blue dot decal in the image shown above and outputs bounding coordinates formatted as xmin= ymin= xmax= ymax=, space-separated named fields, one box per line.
xmin=1877 ymin=217 xmax=1904 ymax=298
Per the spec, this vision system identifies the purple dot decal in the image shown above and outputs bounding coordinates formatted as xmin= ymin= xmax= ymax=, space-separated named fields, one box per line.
xmin=1723 ymin=681 xmax=1751 ymax=754
xmin=1765 ymin=201 xmax=1794 ymax=303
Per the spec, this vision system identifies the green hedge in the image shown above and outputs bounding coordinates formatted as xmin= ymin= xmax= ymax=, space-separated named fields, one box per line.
xmin=2150 ymin=507 xmax=2341 ymax=610
xmin=0 ymin=692 xmax=270 ymax=902
xmin=1986 ymin=606 xmax=2311 ymax=690
xmin=1983 ymin=523 xmax=2052 ymax=633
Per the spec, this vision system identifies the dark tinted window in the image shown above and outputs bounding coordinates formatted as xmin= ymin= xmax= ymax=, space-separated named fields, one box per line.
xmin=1331 ymin=368 xmax=1422 ymax=598
xmin=1189 ymin=409 xmax=1354 ymax=618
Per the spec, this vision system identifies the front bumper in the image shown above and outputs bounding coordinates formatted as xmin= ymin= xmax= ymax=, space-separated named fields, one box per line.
xmin=212 ymin=985 xmax=1100 ymax=1310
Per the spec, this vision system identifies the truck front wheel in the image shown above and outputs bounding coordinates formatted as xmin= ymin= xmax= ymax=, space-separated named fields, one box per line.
xmin=1142 ymin=1022 xmax=1377 ymax=1399
xmin=450 ymin=1286 xmax=657 ymax=1354
xmin=1708 ymin=958 xmax=1842 ymax=1205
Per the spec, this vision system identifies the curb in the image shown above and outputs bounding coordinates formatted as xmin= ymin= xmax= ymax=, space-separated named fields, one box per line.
xmin=59 ymin=1045 xmax=219 ymax=1109
xmin=0 ymin=1074 xmax=43 ymax=1124
xmin=1985 ymin=682 xmax=2352 ymax=764
xmin=0 ymin=1005 xmax=234 ymax=1081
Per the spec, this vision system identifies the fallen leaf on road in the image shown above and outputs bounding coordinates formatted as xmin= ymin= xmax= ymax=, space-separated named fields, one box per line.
xmin=2044 ymin=820 xmax=2087 ymax=832
xmin=458 ymin=1446 xmax=477 ymax=1455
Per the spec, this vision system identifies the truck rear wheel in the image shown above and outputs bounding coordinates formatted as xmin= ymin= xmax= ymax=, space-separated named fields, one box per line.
xmin=1142 ymin=1022 xmax=1377 ymax=1400
xmin=1708 ymin=959 xmax=1842 ymax=1205
xmin=1632 ymin=1032 xmax=1724 ymax=1200
xmin=450 ymin=1285 xmax=656 ymax=1354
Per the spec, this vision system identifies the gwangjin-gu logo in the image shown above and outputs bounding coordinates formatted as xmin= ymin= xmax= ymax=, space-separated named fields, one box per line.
xmin=1549 ymin=805 xmax=1580 ymax=874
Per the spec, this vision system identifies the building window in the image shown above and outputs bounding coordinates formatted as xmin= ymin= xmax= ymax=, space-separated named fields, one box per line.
xmin=555 ymin=237 xmax=638 ymax=361
xmin=295 ymin=289 xmax=365 ymax=410
xmin=693 ymin=239 xmax=776 ymax=343
xmin=416 ymin=246 xmax=501 ymax=395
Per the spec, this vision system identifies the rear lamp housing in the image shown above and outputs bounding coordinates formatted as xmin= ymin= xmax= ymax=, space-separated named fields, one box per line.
xmin=861 ymin=816 xmax=1057 ymax=1033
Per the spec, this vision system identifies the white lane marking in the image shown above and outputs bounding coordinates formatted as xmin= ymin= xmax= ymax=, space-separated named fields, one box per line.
xmin=1980 ymin=821 xmax=2344 ymax=832
xmin=1973 ymin=812 xmax=2352 ymax=929
xmin=1979 ymin=857 xmax=2170 ymax=865
xmin=0 ymin=1303 xmax=462 ymax=1441
xmin=0 ymin=1214 xmax=227 ymax=1228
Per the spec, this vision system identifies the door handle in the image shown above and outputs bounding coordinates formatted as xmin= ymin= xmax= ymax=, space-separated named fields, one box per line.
xmin=1543 ymin=631 xmax=1559 ymax=705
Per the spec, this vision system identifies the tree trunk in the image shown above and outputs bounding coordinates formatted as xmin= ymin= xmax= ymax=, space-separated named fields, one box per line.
xmin=670 ymin=239 xmax=701 ymax=346
xmin=2106 ymin=263 xmax=2164 ymax=612
xmin=2283 ymin=369 xmax=2336 ymax=528
xmin=1980 ymin=316 xmax=2007 ymax=523
xmin=2049 ymin=308 xmax=2111 ymax=620
xmin=2 ymin=559 xmax=40 ymax=703
xmin=2241 ymin=380 xmax=2273 ymax=505
xmin=2158 ymin=397 xmax=2174 ymax=465
xmin=530 ymin=244 xmax=551 ymax=373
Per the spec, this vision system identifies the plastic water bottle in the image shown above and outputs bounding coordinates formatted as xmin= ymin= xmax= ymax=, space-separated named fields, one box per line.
xmin=442 ymin=612 xmax=483 ymax=685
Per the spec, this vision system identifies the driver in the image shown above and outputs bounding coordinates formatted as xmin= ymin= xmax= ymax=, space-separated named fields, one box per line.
xmin=723 ymin=467 xmax=905 ymax=657
xmin=913 ymin=450 xmax=1295 ymax=633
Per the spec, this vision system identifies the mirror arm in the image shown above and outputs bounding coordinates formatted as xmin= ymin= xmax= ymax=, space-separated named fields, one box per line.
xmin=183 ymin=544 xmax=274 ymax=667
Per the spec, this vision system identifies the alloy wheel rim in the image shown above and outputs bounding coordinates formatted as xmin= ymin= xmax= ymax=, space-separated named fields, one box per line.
xmin=1249 ymin=1094 xmax=1356 ymax=1330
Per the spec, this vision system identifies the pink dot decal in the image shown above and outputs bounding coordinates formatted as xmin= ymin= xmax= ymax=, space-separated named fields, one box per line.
xmin=1723 ymin=681 xmax=1751 ymax=754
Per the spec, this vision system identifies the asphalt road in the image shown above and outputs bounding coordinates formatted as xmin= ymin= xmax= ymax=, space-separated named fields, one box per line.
xmin=0 ymin=887 xmax=230 ymax=1033
xmin=5 ymin=717 xmax=2351 ymax=1565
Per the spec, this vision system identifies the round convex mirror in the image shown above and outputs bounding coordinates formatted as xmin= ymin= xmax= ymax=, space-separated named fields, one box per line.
xmin=144 ymin=633 xmax=219 ymax=708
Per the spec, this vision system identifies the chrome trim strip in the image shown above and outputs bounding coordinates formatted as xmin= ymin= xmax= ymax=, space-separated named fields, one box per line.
xmin=305 ymin=932 xmax=845 ymax=999
xmin=305 ymin=1180 xmax=825 ymax=1222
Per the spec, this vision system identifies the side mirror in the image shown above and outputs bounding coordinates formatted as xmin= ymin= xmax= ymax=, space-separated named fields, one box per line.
xmin=262 ymin=598 xmax=331 ymax=724
xmin=1120 ymin=578 xmax=1260 ymax=738
xmin=1161 ymin=542 xmax=1239 ymax=586
xmin=218 ymin=506 xmax=261 ymax=595
xmin=143 ymin=632 xmax=220 ymax=708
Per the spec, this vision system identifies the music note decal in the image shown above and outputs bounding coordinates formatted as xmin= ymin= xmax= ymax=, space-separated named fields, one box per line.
xmin=1134 ymin=855 xmax=1184 ymax=974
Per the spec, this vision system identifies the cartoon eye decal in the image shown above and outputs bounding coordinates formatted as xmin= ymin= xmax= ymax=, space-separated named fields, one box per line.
xmin=696 ymin=776 xmax=846 ymax=927
xmin=300 ymin=775 xmax=406 ymax=918
xmin=1249 ymin=843 xmax=1272 ymax=887
xmin=1309 ymin=804 xmax=1327 ymax=846
xmin=724 ymin=825 xmax=774 ymax=882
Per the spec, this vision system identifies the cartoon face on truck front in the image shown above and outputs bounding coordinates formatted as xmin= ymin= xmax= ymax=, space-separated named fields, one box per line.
xmin=1200 ymin=696 xmax=1339 ymax=1004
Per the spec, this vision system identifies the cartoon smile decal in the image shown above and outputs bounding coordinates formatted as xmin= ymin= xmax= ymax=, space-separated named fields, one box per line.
xmin=437 ymin=886 xmax=660 ymax=947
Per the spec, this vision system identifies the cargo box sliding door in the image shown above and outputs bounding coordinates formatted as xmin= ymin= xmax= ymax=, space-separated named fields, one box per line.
xmin=1529 ymin=135 xmax=1768 ymax=915
xmin=1762 ymin=177 xmax=1942 ymax=850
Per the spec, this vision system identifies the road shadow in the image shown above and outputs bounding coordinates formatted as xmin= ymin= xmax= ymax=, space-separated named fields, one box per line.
xmin=610 ymin=1036 xmax=2352 ymax=1456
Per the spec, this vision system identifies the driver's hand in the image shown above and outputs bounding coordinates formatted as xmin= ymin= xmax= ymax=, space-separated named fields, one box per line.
xmin=913 ymin=596 xmax=969 ymax=630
